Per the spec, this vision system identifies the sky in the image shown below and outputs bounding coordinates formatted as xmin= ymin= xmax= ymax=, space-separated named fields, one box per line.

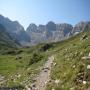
xmin=0 ymin=0 xmax=90 ymax=29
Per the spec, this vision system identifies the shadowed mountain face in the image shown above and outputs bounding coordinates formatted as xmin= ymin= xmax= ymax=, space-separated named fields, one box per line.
xmin=0 ymin=15 xmax=31 ymax=46
xmin=0 ymin=24 xmax=20 ymax=49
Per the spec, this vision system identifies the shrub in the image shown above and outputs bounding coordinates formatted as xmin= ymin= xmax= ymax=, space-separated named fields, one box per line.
xmin=40 ymin=43 xmax=53 ymax=51
xmin=29 ymin=52 xmax=43 ymax=65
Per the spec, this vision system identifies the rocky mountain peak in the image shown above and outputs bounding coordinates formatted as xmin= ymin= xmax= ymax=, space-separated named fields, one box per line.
xmin=72 ymin=21 xmax=90 ymax=34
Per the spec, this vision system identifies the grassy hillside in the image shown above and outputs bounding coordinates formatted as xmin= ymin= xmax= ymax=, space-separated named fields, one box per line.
xmin=0 ymin=44 xmax=49 ymax=89
xmin=46 ymin=28 xmax=90 ymax=90
xmin=0 ymin=26 xmax=90 ymax=90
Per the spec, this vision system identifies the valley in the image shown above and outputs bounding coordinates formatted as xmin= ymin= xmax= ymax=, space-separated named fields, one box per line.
xmin=0 ymin=0 xmax=89 ymax=89
xmin=0 ymin=26 xmax=90 ymax=90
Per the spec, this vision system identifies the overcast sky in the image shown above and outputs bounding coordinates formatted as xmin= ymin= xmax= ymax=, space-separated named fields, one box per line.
xmin=0 ymin=0 xmax=90 ymax=29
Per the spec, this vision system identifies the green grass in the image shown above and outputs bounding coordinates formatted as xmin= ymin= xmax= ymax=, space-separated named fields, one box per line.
xmin=0 ymin=45 xmax=49 ymax=88
xmin=0 ymin=28 xmax=90 ymax=90
xmin=46 ymin=30 xmax=90 ymax=90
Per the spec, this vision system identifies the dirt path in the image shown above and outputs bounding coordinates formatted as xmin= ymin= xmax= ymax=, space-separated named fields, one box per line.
xmin=32 ymin=56 xmax=54 ymax=90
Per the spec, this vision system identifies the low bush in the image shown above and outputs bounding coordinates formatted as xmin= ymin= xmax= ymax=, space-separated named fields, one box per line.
xmin=29 ymin=52 xmax=44 ymax=65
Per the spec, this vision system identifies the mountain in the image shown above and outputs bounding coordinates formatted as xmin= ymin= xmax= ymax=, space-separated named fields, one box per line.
xmin=26 ymin=21 xmax=73 ymax=44
xmin=0 ymin=24 xmax=20 ymax=49
xmin=26 ymin=23 xmax=47 ymax=45
xmin=26 ymin=21 xmax=90 ymax=45
xmin=72 ymin=21 xmax=90 ymax=34
xmin=0 ymin=15 xmax=31 ymax=46
xmin=0 ymin=15 xmax=90 ymax=46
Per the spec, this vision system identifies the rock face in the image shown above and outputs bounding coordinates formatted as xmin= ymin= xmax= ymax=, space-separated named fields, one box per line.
xmin=26 ymin=21 xmax=73 ymax=44
xmin=26 ymin=21 xmax=89 ymax=45
xmin=26 ymin=23 xmax=47 ymax=45
xmin=0 ymin=15 xmax=31 ymax=46
xmin=55 ymin=23 xmax=73 ymax=40
xmin=72 ymin=21 xmax=90 ymax=34
xmin=1 ymin=15 xmax=90 ymax=46
xmin=56 ymin=23 xmax=73 ymax=35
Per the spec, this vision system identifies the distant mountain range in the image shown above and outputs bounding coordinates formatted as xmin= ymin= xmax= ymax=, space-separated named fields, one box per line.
xmin=0 ymin=15 xmax=90 ymax=46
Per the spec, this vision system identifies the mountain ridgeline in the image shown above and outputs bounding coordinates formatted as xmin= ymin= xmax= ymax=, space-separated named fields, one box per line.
xmin=0 ymin=15 xmax=90 ymax=47
xmin=0 ymin=15 xmax=31 ymax=46
xmin=26 ymin=21 xmax=90 ymax=45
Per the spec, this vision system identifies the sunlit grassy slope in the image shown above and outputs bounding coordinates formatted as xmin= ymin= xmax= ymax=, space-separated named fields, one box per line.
xmin=46 ymin=28 xmax=90 ymax=90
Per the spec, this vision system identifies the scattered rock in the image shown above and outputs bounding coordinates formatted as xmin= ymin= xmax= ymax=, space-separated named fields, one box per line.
xmin=89 ymin=53 xmax=90 ymax=56
xmin=0 ymin=75 xmax=4 ymax=81
xmin=82 ymin=56 xmax=90 ymax=60
xmin=52 ymin=88 xmax=55 ymax=90
xmin=87 ymin=65 xmax=90 ymax=69
xmin=81 ymin=34 xmax=88 ymax=40
xmin=53 ymin=63 xmax=56 ymax=66
xmin=74 ymin=72 xmax=84 ymax=84
xmin=72 ymin=65 xmax=76 ymax=68
xmin=17 ymin=74 xmax=21 ymax=78
xmin=55 ymin=79 xmax=60 ymax=84
xmin=70 ymin=87 xmax=75 ymax=90
xmin=83 ymin=81 xmax=87 ymax=85
xmin=25 ymin=85 xmax=31 ymax=90
xmin=30 ymin=83 xmax=37 ymax=90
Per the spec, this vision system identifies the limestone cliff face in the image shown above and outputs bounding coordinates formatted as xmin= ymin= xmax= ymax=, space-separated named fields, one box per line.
xmin=26 ymin=22 xmax=73 ymax=44
xmin=72 ymin=21 xmax=90 ymax=34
